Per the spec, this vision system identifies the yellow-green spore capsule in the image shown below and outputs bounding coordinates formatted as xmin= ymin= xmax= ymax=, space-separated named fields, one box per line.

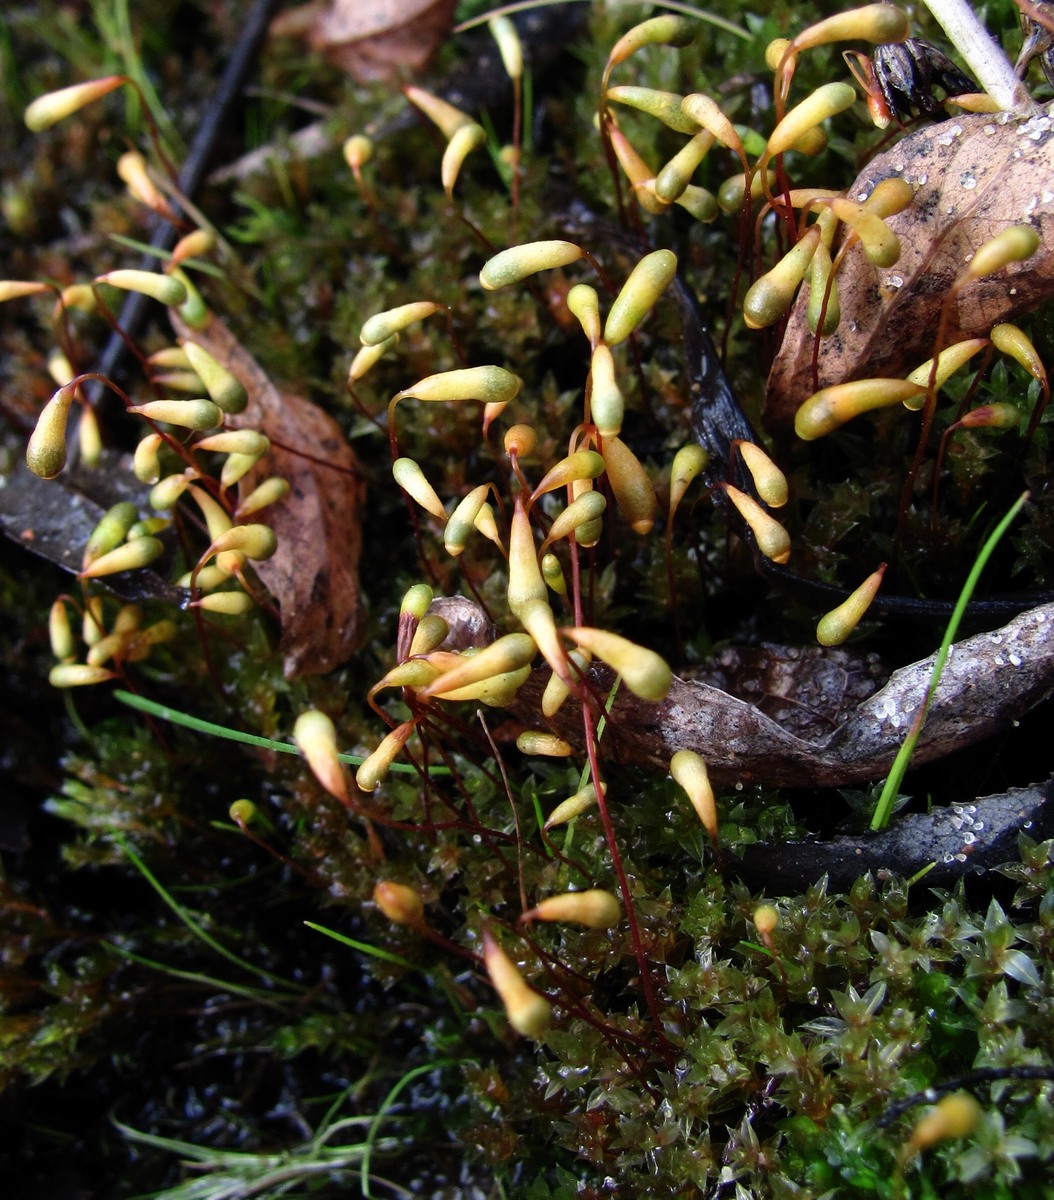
xmin=606 ymin=86 xmax=699 ymax=134
xmin=531 ymin=450 xmax=605 ymax=500
xmin=169 ymin=266 xmax=208 ymax=329
xmin=962 ymin=225 xmax=1040 ymax=281
xmin=95 ymin=269 xmax=187 ymax=307
xmin=355 ymin=721 xmax=415 ymax=791
xmin=394 ymin=365 xmax=522 ymax=406
xmin=992 ymin=322 xmax=1047 ymax=387
xmin=25 ymin=75 xmax=125 ymax=131
xmin=566 ymin=284 xmax=601 ymax=346
xmin=589 ymin=343 xmax=624 ymax=436
xmin=128 ymin=398 xmax=222 ymax=430
xmin=807 ymin=241 xmax=840 ymax=335
xmin=655 ymin=130 xmax=715 ymax=204
xmin=294 ymin=710 xmax=349 ymax=803
xmin=540 ymin=646 xmax=589 ymax=716
xmin=26 ymin=384 xmax=76 ymax=478
xmin=544 ymin=780 xmax=602 ymax=829
xmin=736 ymin=441 xmax=788 ymax=508
xmin=605 ymin=16 xmax=695 ymax=79
xmin=902 ymin=1093 xmax=982 ymax=1163
xmin=78 ymin=536 xmax=164 ymax=579
xmin=444 ymin=484 xmax=490 ymax=556
xmin=236 ymin=477 xmax=290 ymax=519
xmin=742 ymin=226 xmax=820 ymax=329
xmin=150 ymin=472 xmax=192 ymax=511
xmin=49 ymin=598 xmax=75 ymax=662
xmin=794 ymin=378 xmax=925 ymax=439
xmin=675 ymin=185 xmax=719 ymax=222
xmin=542 ymin=490 xmax=607 ymax=548
xmin=717 ymin=170 xmax=776 ymax=213
xmin=793 ymin=4 xmax=908 ymax=52
xmin=392 ymin=457 xmax=447 ymax=520
xmin=565 ymin=626 xmax=672 ymax=702
xmin=604 ymin=249 xmax=677 ymax=346
xmin=181 ymin=341 xmax=248 ymax=414
xmin=403 ymin=86 xmax=473 ymax=139
xmin=829 ymin=198 xmax=900 ymax=267
xmin=49 ymin=663 xmax=116 ymax=688
xmin=479 ymin=241 xmax=584 ymax=291
xmin=422 ymin=633 xmax=537 ymax=699
xmin=763 ymin=82 xmax=857 ymax=161
xmin=360 ymin=301 xmax=440 ymax=346
xmin=668 ymin=444 xmax=708 ymax=521
xmin=196 ymin=429 xmax=269 ymax=456
xmin=522 ymin=889 xmax=621 ymax=930
xmin=541 ymin=552 xmax=567 ymax=597
xmin=721 ymin=484 xmax=791 ymax=563
xmin=408 ymin=614 xmax=449 ymax=658
xmin=192 ymin=590 xmax=255 ymax=615
xmin=680 ymin=94 xmax=745 ymax=160
xmin=441 ymin=121 xmax=486 ymax=196
xmin=348 ymin=335 xmax=397 ymax=384
xmin=489 ymin=15 xmax=523 ymax=80
xmin=670 ymin=749 xmax=718 ymax=845
xmin=507 ymin=496 xmax=546 ymax=616
xmin=904 ymin=338 xmax=989 ymax=408
xmin=374 ymin=880 xmax=426 ymax=928
xmin=863 ymin=175 xmax=914 ymax=217
xmin=84 ymin=501 xmax=138 ymax=566
xmin=482 ymin=929 xmax=551 ymax=1038
xmin=603 ymin=435 xmax=657 ymax=534
xmin=816 ymin=563 xmax=886 ymax=646
xmin=516 ymin=730 xmax=573 ymax=757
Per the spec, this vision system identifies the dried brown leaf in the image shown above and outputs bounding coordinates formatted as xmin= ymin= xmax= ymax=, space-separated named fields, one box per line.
xmin=173 ymin=314 xmax=365 ymax=677
xmin=766 ymin=108 xmax=1054 ymax=429
xmin=272 ymin=0 xmax=456 ymax=82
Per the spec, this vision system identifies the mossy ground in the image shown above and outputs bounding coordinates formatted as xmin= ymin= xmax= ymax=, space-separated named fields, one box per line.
xmin=1 ymin=1 xmax=1053 ymax=1196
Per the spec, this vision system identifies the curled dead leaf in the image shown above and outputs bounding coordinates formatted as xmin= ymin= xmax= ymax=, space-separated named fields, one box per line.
xmin=766 ymin=105 xmax=1054 ymax=429
xmin=173 ymin=314 xmax=365 ymax=677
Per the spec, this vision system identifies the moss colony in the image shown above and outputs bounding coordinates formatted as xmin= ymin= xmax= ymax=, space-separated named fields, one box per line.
xmin=2 ymin=1 xmax=1054 ymax=1196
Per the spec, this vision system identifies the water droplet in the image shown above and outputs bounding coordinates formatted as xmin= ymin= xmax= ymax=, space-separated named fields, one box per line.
xmin=887 ymin=274 xmax=903 ymax=288
xmin=960 ymin=172 xmax=977 ymax=190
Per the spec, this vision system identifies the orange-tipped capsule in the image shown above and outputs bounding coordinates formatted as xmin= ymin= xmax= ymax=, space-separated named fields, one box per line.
xmin=603 ymin=435 xmax=657 ymax=534
xmin=902 ymin=1093 xmax=982 ymax=1163
xmin=720 ymin=484 xmax=791 ymax=563
xmin=96 ymin=269 xmax=187 ymax=307
xmin=764 ymin=83 xmax=857 ymax=162
xmin=589 ymin=344 xmax=624 ymax=436
xmin=961 ymin=224 xmax=1039 ymax=281
xmin=180 ymin=342 xmax=248 ymax=414
xmin=531 ymin=450 xmax=606 ymax=501
xmin=482 ymin=929 xmax=551 ymax=1037
xmin=522 ymin=889 xmax=621 ymax=930
xmin=392 ymin=458 xmax=447 ymax=520
xmin=829 ymin=198 xmax=901 ymax=267
xmin=394 ymin=365 xmax=522 ymax=406
xmin=404 ymin=86 xmax=473 ymax=139
xmin=606 ymin=85 xmax=699 ymax=134
xmin=294 ymin=710 xmax=349 ymax=803
xmin=606 ymin=124 xmax=660 ymax=199
xmin=170 ymin=228 xmax=216 ymax=266
xmin=564 ymin=626 xmax=672 ymax=702
xmin=794 ymin=378 xmax=925 ymax=439
xmin=442 ymin=121 xmax=486 ymax=196
xmin=374 ymin=880 xmax=426 ymax=928
xmin=742 ymin=225 xmax=821 ymax=329
xmin=735 ymin=441 xmax=788 ymax=508
xmin=360 ymin=301 xmax=440 ymax=346
xmin=816 ymin=563 xmax=886 ymax=646
xmin=26 ymin=383 xmax=76 ymax=478
xmin=25 ymin=75 xmax=125 ymax=131
xmin=670 ymin=749 xmax=718 ymax=846
xmin=480 ymin=240 xmax=585 ymax=291
xmin=566 ymin=284 xmax=601 ymax=346
xmin=655 ymin=130 xmax=715 ymax=204
xmin=604 ymin=249 xmax=678 ymax=345
xmin=544 ymin=780 xmax=602 ymax=829
xmin=904 ymin=338 xmax=990 ymax=408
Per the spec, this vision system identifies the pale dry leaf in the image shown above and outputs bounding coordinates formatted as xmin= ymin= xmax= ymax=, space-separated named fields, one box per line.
xmin=173 ymin=314 xmax=365 ymax=678
xmin=765 ymin=105 xmax=1054 ymax=429
xmin=272 ymin=0 xmax=457 ymax=82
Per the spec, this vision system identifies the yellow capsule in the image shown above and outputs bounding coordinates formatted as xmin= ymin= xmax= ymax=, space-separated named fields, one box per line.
xmin=829 ymin=198 xmax=900 ymax=267
xmin=404 ymin=86 xmax=474 ymax=139
xmin=76 ymin=404 xmax=101 ymax=467
xmin=117 ymin=149 xmax=167 ymax=212
xmin=186 ymin=484 xmax=233 ymax=544
xmin=96 ymin=269 xmax=187 ymax=308
xmin=589 ymin=343 xmax=624 ymax=436
xmin=228 ymin=799 xmax=257 ymax=827
xmin=26 ymin=383 xmax=76 ymax=478
xmin=421 ymin=633 xmax=537 ymax=698
xmin=753 ymin=904 xmax=779 ymax=936
xmin=431 ymin=665 xmax=531 ymax=706
xmin=170 ymin=228 xmax=215 ymax=266
xmin=603 ymin=435 xmax=657 ymax=534
xmin=764 ymin=83 xmax=857 ymax=162
xmin=78 ymin=536 xmax=164 ymax=579
xmin=541 ymin=552 xmax=567 ymax=597
xmin=791 ymin=4 xmax=908 ymax=53
xmin=482 ymin=929 xmax=551 ymax=1037
xmin=489 ymin=15 xmax=523 ymax=79
xmin=717 ymin=170 xmax=776 ymax=213
xmin=84 ymin=629 xmax=127 ymax=664
xmin=564 ymin=626 xmax=672 ymax=702
xmin=84 ymin=501 xmax=138 ymax=566
xmin=522 ymin=889 xmax=621 ymax=930
xmin=736 ymin=441 xmax=788 ymax=508
xmin=374 ymin=880 xmax=426 ymax=927
xmin=401 ymin=584 xmax=434 ymax=621
xmin=991 ymin=323 xmax=1047 ymax=388
xmin=169 ymin=266 xmax=208 ymax=329
xmin=216 ymin=452 xmax=256 ymax=489
xmin=540 ymin=646 xmax=589 ymax=717
xmin=516 ymin=730 xmax=573 ymax=757
xmin=441 ymin=121 xmax=486 ymax=196
xmin=655 ymin=130 xmax=715 ymax=204
xmin=196 ymin=429 xmax=269 ymax=457
xmin=863 ymin=176 xmax=914 ymax=218
xmin=957 ymin=402 xmax=1020 ymax=430
xmin=962 ymin=225 xmax=1040 ymax=281
xmin=531 ymin=450 xmax=606 ymax=501
xmin=152 ymin=369 xmax=202 ymax=393
xmin=392 ymin=458 xmax=447 ymax=520
xmin=670 ymin=749 xmax=718 ymax=845
xmin=794 ymin=378 xmax=925 ymax=439
xmin=504 ymin=423 xmax=537 ymax=458
xmin=444 ymin=484 xmax=490 ymax=556
xmin=680 ymin=94 xmax=746 ymax=162
xmin=112 ymin=603 xmax=143 ymax=635
xmin=81 ymin=595 xmax=105 ymax=646
xmin=150 ymin=472 xmax=193 ymax=510
xmin=180 ymin=342 xmax=248 ymax=414
xmin=743 ymin=226 xmax=821 ymax=329
xmin=668 ymin=444 xmax=708 ymax=522
xmin=902 ymin=1093 xmax=982 ymax=1162
xmin=407 ymin=615 xmax=449 ymax=658
xmin=806 ymin=241 xmax=840 ymax=335
xmin=360 ymin=301 xmax=440 ymax=347
xmin=48 ymin=663 xmax=116 ymax=688
xmin=508 ymin=497 xmax=546 ymax=616
xmin=294 ymin=710 xmax=349 ymax=803
xmin=49 ymin=598 xmax=75 ymax=661
xmin=177 ymin=564 xmax=231 ymax=592
xmin=473 ymin=502 xmax=503 ymax=550
xmin=128 ymin=517 xmax=169 ymax=540
xmin=356 ymin=722 xmax=416 ymax=792
xmin=206 ymin=523 xmax=277 ymax=562
xmin=542 ymin=491 xmax=607 ymax=549
xmin=765 ymin=38 xmax=792 ymax=72
xmin=566 ymin=284 xmax=601 ymax=346
xmin=605 ymin=15 xmax=695 ymax=78
xmin=816 ymin=563 xmax=886 ymax=646
xmin=904 ymin=338 xmax=990 ymax=408
xmin=394 ymin=365 xmax=522 ymax=406
xmin=518 ymin=597 xmax=570 ymax=684
xmin=192 ymin=590 xmax=255 ymax=615
xmin=607 ymin=124 xmax=659 ymax=197
xmin=25 ymin=76 xmax=125 ymax=131
xmin=480 ymin=241 xmax=585 ymax=291
xmin=606 ymin=85 xmax=699 ymax=134
xmin=544 ymin=780 xmax=602 ymax=829
xmin=720 ymin=484 xmax=791 ymax=563
xmin=128 ymin=398 xmax=222 ymax=430
xmin=675 ymin=184 xmax=719 ymax=222
xmin=607 ymin=249 xmax=681 ymax=348
xmin=0 ymin=280 xmax=50 ymax=303
xmin=342 ymin=134 xmax=373 ymax=171
xmin=348 ymin=335 xmax=397 ymax=384
xmin=571 ymin=482 xmax=604 ymax=548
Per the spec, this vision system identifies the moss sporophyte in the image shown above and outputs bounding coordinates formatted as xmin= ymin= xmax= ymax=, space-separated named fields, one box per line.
xmin=8 ymin=2 xmax=1054 ymax=1195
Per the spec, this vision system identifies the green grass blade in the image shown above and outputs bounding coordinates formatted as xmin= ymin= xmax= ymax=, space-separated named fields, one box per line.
xmin=303 ymin=921 xmax=417 ymax=970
